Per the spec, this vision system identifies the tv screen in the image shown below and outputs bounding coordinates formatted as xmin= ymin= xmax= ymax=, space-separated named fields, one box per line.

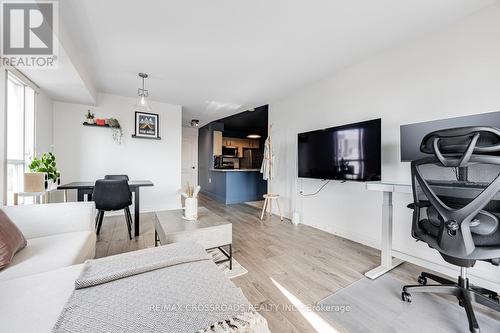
xmin=297 ymin=119 xmax=381 ymax=181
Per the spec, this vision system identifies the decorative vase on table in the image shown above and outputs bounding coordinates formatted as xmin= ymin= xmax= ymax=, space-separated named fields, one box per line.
xmin=183 ymin=198 xmax=198 ymax=221
xmin=182 ymin=184 xmax=201 ymax=221
xmin=47 ymin=178 xmax=60 ymax=191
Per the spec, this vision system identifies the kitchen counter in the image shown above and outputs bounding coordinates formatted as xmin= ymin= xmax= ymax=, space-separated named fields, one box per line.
xmin=210 ymin=168 xmax=261 ymax=172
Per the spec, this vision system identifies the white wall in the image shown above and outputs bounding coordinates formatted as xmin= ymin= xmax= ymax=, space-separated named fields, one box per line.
xmin=36 ymin=91 xmax=54 ymax=155
xmin=53 ymin=93 xmax=182 ymax=212
xmin=270 ymin=5 xmax=500 ymax=290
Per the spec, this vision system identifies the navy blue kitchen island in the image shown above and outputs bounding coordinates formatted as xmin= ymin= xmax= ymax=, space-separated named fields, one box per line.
xmin=203 ymin=169 xmax=267 ymax=204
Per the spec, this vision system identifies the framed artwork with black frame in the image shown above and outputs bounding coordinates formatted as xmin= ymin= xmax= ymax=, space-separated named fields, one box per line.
xmin=132 ymin=111 xmax=161 ymax=140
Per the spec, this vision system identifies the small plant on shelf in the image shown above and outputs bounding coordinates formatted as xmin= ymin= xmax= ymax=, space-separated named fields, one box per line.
xmin=84 ymin=110 xmax=95 ymax=124
xmin=28 ymin=152 xmax=61 ymax=185
xmin=108 ymin=118 xmax=123 ymax=144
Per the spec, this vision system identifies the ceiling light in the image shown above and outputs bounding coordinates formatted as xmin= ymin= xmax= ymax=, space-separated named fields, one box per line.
xmin=190 ymin=119 xmax=200 ymax=127
xmin=247 ymin=134 xmax=261 ymax=139
xmin=134 ymin=73 xmax=152 ymax=112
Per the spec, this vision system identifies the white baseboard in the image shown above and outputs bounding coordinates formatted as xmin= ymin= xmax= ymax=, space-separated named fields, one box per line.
xmin=302 ymin=216 xmax=381 ymax=250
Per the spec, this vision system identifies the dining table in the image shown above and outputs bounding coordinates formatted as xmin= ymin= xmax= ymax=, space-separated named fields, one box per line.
xmin=57 ymin=180 xmax=154 ymax=237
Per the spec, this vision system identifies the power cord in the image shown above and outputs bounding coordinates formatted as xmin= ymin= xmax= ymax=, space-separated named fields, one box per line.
xmin=299 ymin=180 xmax=332 ymax=196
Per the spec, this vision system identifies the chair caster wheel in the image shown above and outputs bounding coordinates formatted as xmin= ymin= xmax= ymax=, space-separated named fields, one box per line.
xmin=488 ymin=294 xmax=499 ymax=302
xmin=401 ymin=291 xmax=412 ymax=303
xmin=417 ymin=275 xmax=427 ymax=285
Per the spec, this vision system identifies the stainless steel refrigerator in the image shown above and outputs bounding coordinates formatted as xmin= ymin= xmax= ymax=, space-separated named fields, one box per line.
xmin=241 ymin=148 xmax=264 ymax=169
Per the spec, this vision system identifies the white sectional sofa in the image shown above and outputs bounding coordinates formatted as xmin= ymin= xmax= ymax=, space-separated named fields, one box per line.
xmin=0 ymin=204 xmax=269 ymax=333
xmin=0 ymin=264 xmax=84 ymax=333
xmin=0 ymin=202 xmax=96 ymax=332
xmin=0 ymin=202 xmax=96 ymax=282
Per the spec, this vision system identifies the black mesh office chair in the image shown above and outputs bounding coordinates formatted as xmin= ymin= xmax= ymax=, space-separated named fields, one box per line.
xmin=104 ymin=174 xmax=129 ymax=181
xmin=402 ymin=126 xmax=500 ymax=332
xmin=93 ymin=179 xmax=133 ymax=240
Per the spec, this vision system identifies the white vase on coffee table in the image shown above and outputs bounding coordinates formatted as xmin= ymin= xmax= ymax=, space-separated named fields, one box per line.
xmin=183 ymin=197 xmax=198 ymax=220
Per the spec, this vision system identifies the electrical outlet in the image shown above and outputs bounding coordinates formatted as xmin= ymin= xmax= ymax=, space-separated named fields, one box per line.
xmin=208 ymin=178 xmax=212 ymax=183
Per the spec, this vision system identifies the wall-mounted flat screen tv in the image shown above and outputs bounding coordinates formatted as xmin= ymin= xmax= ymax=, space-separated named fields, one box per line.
xmin=298 ymin=119 xmax=381 ymax=181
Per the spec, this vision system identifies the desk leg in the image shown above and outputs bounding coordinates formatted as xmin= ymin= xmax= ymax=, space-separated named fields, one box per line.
xmin=365 ymin=191 xmax=404 ymax=279
xmin=134 ymin=188 xmax=140 ymax=237
xmin=77 ymin=189 xmax=84 ymax=202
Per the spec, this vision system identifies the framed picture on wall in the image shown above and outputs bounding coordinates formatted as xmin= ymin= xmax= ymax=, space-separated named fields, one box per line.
xmin=132 ymin=111 xmax=161 ymax=139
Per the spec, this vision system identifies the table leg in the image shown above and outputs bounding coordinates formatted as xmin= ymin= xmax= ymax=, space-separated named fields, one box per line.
xmin=215 ymin=245 xmax=232 ymax=270
xmin=63 ymin=190 xmax=68 ymax=203
xmin=364 ymin=191 xmax=404 ymax=279
xmin=13 ymin=193 xmax=18 ymax=205
xmin=134 ymin=188 xmax=140 ymax=237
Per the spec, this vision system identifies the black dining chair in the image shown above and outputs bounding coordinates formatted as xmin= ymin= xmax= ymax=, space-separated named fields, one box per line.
xmin=93 ymin=179 xmax=133 ymax=240
xmin=104 ymin=174 xmax=129 ymax=181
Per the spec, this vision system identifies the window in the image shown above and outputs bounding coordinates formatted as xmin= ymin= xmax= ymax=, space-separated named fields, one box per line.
xmin=6 ymin=72 xmax=36 ymax=205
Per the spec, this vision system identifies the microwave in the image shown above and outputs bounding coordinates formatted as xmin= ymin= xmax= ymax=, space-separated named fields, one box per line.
xmin=222 ymin=146 xmax=238 ymax=156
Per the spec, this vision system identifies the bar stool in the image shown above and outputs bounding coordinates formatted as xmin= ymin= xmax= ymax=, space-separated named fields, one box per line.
xmin=260 ymin=194 xmax=283 ymax=221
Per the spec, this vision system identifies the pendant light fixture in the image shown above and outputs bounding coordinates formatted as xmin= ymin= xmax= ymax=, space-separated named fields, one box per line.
xmin=134 ymin=73 xmax=152 ymax=112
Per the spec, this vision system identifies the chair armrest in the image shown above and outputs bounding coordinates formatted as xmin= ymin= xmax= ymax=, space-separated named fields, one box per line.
xmin=407 ymin=201 xmax=431 ymax=210
xmin=2 ymin=202 xmax=95 ymax=239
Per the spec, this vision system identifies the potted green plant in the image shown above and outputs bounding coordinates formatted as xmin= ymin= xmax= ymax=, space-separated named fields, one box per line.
xmin=28 ymin=152 xmax=61 ymax=189
xmin=85 ymin=110 xmax=95 ymax=124
xmin=108 ymin=118 xmax=123 ymax=144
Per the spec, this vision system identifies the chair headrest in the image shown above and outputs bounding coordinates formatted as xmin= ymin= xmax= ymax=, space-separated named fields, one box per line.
xmin=421 ymin=126 xmax=500 ymax=155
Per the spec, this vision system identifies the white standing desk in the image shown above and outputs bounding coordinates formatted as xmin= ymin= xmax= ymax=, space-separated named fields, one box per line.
xmin=365 ymin=182 xmax=500 ymax=292
xmin=364 ymin=182 xmax=412 ymax=279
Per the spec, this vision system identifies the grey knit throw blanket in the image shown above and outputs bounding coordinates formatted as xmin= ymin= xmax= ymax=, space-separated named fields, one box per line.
xmin=52 ymin=241 xmax=268 ymax=333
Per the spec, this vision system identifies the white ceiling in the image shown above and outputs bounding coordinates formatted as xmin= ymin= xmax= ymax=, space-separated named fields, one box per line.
xmin=52 ymin=0 xmax=496 ymax=125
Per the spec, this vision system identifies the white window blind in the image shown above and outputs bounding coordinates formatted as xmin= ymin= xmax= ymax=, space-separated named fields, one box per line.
xmin=5 ymin=71 xmax=37 ymax=205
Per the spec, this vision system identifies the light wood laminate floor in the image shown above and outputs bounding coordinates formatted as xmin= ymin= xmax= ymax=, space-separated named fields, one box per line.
xmin=95 ymin=194 xmax=499 ymax=333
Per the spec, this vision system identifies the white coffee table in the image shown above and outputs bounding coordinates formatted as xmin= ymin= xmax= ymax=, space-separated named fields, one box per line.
xmin=154 ymin=207 xmax=233 ymax=269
